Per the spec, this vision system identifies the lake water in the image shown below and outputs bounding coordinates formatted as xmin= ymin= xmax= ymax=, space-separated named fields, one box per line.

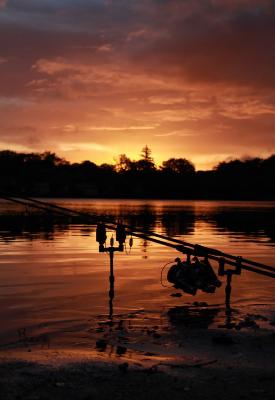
xmin=0 ymin=199 xmax=275 ymax=354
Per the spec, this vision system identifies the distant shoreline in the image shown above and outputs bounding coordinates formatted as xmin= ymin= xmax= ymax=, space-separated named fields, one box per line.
xmin=1 ymin=195 xmax=275 ymax=201
xmin=1 ymin=151 xmax=275 ymax=200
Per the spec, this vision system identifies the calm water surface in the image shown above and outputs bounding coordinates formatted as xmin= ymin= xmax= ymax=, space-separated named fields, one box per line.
xmin=0 ymin=199 xmax=274 ymax=353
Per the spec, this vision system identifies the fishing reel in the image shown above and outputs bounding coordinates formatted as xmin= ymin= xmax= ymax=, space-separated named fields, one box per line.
xmin=167 ymin=255 xmax=222 ymax=296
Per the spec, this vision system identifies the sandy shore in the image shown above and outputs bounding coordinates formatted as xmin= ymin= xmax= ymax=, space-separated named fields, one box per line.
xmin=1 ymin=325 xmax=275 ymax=400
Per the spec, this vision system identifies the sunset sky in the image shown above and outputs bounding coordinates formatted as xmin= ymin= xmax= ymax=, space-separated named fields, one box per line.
xmin=0 ymin=0 xmax=275 ymax=170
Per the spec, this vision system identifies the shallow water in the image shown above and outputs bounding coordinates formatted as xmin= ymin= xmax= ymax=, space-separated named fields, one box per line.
xmin=0 ymin=199 xmax=274 ymax=355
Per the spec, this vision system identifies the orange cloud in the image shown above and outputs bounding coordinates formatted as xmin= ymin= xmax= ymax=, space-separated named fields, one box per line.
xmin=0 ymin=0 xmax=275 ymax=170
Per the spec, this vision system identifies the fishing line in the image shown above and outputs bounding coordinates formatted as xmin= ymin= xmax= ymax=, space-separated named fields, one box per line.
xmin=160 ymin=261 xmax=174 ymax=288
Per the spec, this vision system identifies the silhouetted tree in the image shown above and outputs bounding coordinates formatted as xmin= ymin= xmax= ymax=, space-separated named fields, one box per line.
xmin=161 ymin=158 xmax=195 ymax=174
xmin=135 ymin=145 xmax=155 ymax=171
xmin=99 ymin=163 xmax=115 ymax=172
xmin=141 ymin=145 xmax=153 ymax=163
xmin=41 ymin=151 xmax=68 ymax=166
xmin=115 ymin=154 xmax=132 ymax=172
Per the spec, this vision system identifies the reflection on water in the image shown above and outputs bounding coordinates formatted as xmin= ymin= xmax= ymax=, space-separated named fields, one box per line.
xmin=1 ymin=199 xmax=275 ymax=244
xmin=167 ymin=305 xmax=220 ymax=329
xmin=0 ymin=199 xmax=274 ymax=354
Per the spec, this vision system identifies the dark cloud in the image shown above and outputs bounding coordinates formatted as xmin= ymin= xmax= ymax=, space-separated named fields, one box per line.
xmin=2 ymin=0 xmax=275 ymax=89
xmin=129 ymin=1 xmax=275 ymax=88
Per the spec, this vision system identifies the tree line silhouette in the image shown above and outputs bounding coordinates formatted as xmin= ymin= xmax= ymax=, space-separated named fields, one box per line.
xmin=0 ymin=146 xmax=274 ymax=199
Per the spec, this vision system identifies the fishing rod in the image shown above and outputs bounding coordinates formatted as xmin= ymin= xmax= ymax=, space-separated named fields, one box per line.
xmin=0 ymin=195 xmax=73 ymax=218
xmin=1 ymin=194 xmax=275 ymax=310
xmin=3 ymin=194 xmax=275 ymax=276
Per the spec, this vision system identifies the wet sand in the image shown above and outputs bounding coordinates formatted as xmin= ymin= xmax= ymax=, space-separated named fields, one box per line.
xmin=1 ymin=325 xmax=275 ymax=400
